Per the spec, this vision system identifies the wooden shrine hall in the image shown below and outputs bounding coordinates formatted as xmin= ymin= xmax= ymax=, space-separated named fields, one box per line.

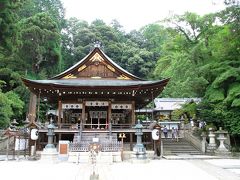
xmin=22 ymin=44 xmax=169 ymax=151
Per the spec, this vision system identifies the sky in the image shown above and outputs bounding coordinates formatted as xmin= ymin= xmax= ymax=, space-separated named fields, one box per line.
xmin=61 ymin=0 xmax=225 ymax=32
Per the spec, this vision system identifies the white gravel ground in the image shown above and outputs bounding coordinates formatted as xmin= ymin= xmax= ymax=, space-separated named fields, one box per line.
xmin=0 ymin=158 xmax=240 ymax=180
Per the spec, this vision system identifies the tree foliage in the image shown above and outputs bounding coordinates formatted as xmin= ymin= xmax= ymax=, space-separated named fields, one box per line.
xmin=19 ymin=12 xmax=62 ymax=77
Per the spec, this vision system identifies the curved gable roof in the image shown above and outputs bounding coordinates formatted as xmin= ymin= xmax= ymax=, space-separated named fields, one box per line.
xmin=51 ymin=47 xmax=142 ymax=81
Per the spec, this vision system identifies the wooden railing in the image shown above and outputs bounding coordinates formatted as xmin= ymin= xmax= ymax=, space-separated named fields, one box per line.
xmin=69 ymin=141 xmax=122 ymax=152
xmin=112 ymin=124 xmax=133 ymax=129
xmin=48 ymin=123 xmax=136 ymax=130
xmin=69 ymin=142 xmax=89 ymax=152
xmin=41 ymin=122 xmax=155 ymax=130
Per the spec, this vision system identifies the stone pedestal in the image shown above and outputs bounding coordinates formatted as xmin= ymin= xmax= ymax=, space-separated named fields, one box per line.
xmin=41 ymin=147 xmax=58 ymax=162
xmin=132 ymin=144 xmax=147 ymax=159
xmin=207 ymin=128 xmax=216 ymax=153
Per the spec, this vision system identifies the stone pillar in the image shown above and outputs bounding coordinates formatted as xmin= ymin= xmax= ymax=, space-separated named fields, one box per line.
xmin=201 ymin=132 xmax=207 ymax=153
xmin=207 ymin=128 xmax=216 ymax=153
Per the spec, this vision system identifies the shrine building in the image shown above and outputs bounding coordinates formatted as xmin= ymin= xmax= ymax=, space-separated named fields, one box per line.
xmin=22 ymin=45 xmax=169 ymax=151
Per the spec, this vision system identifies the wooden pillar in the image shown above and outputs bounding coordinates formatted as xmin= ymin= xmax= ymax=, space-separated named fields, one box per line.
xmin=131 ymin=101 xmax=135 ymax=125
xmin=58 ymin=100 xmax=62 ymax=127
xmin=130 ymin=133 xmax=133 ymax=151
xmin=28 ymin=92 xmax=37 ymax=123
xmin=37 ymin=93 xmax=40 ymax=122
xmin=81 ymin=100 xmax=86 ymax=127
xmin=59 ymin=133 xmax=62 ymax=141
xmin=108 ymin=101 xmax=112 ymax=127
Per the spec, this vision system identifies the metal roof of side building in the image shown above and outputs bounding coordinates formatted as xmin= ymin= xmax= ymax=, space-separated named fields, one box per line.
xmin=154 ymin=98 xmax=201 ymax=111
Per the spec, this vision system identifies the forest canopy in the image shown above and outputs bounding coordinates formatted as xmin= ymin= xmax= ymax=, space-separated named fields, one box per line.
xmin=0 ymin=0 xmax=239 ymax=138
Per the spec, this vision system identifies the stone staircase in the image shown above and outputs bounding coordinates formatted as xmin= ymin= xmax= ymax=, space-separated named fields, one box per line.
xmin=162 ymin=138 xmax=202 ymax=155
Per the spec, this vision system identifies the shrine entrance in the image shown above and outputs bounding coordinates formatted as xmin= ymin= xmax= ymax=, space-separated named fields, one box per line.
xmin=88 ymin=110 xmax=107 ymax=129
xmin=85 ymin=101 xmax=109 ymax=129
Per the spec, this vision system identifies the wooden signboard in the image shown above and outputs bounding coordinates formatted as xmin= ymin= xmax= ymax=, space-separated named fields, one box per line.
xmin=59 ymin=141 xmax=69 ymax=155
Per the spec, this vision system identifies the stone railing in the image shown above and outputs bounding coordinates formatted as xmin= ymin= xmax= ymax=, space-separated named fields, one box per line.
xmin=184 ymin=130 xmax=203 ymax=152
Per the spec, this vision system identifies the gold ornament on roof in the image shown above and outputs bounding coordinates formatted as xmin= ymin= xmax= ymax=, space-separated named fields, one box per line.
xmin=90 ymin=53 xmax=104 ymax=62
xmin=63 ymin=74 xmax=77 ymax=79
xmin=107 ymin=65 xmax=115 ymax=72
xmin=78 ymin=65 xmax=87 ymax=72
xmin=117 ymin=74 xmax=131 ymax=80
xmin=91 ymin=76 xmax=102 ymax=79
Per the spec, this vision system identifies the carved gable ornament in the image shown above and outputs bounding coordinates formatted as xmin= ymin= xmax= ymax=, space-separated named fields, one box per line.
xmin=60 ymin=48 xmax=136 ymax=80
xmin=90 ymin=52 xmax=104 ymax=62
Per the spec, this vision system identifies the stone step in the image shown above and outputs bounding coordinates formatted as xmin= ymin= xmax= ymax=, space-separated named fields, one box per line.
xmin=162 ymin=138 xmax=202 ymax=155
xmin=163 ymin=146 xmax=198 ymax=151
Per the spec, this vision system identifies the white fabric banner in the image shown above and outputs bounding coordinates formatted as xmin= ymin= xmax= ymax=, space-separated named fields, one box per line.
xmin=62 ymin=103 xmax=82 ymax=109
xmin=111 ymin=104 xmax=132 ymax=109
xmin=15 ymin=139 xmax=29 ymax=150
xmin=86 ymin=101 xmax=109 ymax=106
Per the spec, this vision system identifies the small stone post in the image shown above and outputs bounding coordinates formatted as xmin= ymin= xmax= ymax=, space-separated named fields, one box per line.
xmin=201 ymin=132 xmax=207 ymax=153
xmin=207 ymin=128 xmax=216 ymax=153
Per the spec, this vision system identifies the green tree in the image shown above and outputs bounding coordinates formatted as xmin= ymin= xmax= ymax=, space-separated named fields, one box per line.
xmin=199 ymin=5 xmax=240 ymax=135
xmin=154 ymin=12 xmax=221 ymax=97
xmin=18 ymin=0 xmax=65 ymax=29
xmin=0 ymin=90 xmax=24 ymax=128
xmin=0 ymin=0 xmax=25 ymax=55
xmin=19 ymin=12 xmax=62 ymax=77
xmin=141 ymin=24 xmax=169 ymax=60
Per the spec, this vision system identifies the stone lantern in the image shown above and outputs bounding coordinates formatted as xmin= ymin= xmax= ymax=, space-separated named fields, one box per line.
xmin=42 ymin=117 xmax=58 ymax=161
xmin=45 ymin=118 xmax=56 ymax=149
xmin=215 ymin=127 xmax=230 ymax=155
xmin=132 ymin=120 xmax=147 ymax=159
